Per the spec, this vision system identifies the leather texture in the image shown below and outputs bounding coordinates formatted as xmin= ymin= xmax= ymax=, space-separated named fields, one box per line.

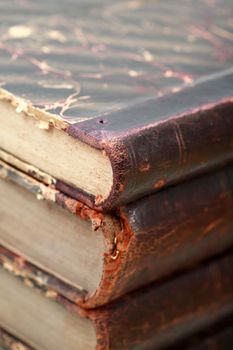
xmin=1 ymin=0 xmax=233 ymax=120
xmin=67 ymin=71 xmax=233 ymax=210
xmin=1 ymin=160 xmax=233 ymax=308
xmin=1 ymin=251 xmax=233 ymax=350
xmin=2 ymin=318 xmax=233 ymax=350
xmin=0 ymin=0 xmax=233 ymax=209
xmin=164 ymin=315 xmax=233 ymax=350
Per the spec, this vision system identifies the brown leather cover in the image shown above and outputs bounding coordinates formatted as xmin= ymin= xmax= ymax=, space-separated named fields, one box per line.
xmin=1 ymin=160 xmax=233 ymax=307
xmin=164 ymin=315 xmax=233 ymax=350
xmin=1 ymin=251 xmax=233 ymax=350
xmin=67 ymin=74 xmax=233 ymax=210
xmin=187 ymin=328 xmax=233 ymax=350
xmin=1 ymin=0 xmax=233 ymax=209
xmin=1 ymin=318 xmax=233 ymax=350
xmin=106 ymin=163 xmax=233 ymax=305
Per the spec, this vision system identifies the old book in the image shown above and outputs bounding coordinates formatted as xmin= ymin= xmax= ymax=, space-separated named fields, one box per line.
xmin=0 ymin=0 xmax=233 ymax=210
xmin=1 ymin=318 xmax=233 ymax=350
xmin=1 ymin=158 xmax=233 ymax=307
xmin=1 ymin=251 xmax=233 ymax=350
xmin=3 ymin=324 xmax=233 ymax=350
xmin=1 ymin=322 xmax=233 ymax=350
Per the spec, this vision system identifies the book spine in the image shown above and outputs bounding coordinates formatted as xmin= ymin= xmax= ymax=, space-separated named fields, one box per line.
xmin=92 ymin=163 xmax=233 ymax=306
xmin=67 ymin=72 xmax=233 ymax=210
xmin=115 ymin=99 xmax=233 ymax=207
xmin=1 ymin=250 xmax=233 ymax=350
xmin=45 ymin=162 xmax=233 ymax=308
xmin=182 ymin=326 xmax=233 ymax=350
xmin=92 ymin=252 xmax=233 ymax=350
xmin=156 ymin=315 xmax=233 ymax=350
xmin=1 ymin=159 xmax=233 ymax=308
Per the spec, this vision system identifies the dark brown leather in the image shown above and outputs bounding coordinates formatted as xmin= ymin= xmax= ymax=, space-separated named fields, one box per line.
xmin=164 ymin=315 xmax=233 ymax=350
xmin=186 ymin=328 xmax=233 ymax=350
xmin=68 ymin=73 xmax=233 ymax=210
xmin=105 ymin=162 xmax=233 ymax=304
xmin=57 ymin=162 xmax=233 ymax=307
xmin=1 ymin=317 xmax=233 ymax=350
xmin=1 ymin=251 xmax=233 ymax=350
xmin=1 ymin=0 xmax=233 ymax=209
xmin=93 ymin=252 xmax=233 ymax=350
xmin=1 ymin=160 xmax=233 ymax=307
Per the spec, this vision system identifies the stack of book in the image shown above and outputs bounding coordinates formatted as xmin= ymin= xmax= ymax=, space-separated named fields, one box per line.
xmin=0 ymin=0 xmax=233 ymax=349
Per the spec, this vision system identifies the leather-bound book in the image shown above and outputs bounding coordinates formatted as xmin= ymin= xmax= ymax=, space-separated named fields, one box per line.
xmin=0 ymin=251 xmax=233 ymax=350
xmin=0 ymin=0 xmax=233 ymax=210
xmin=1 ymin=316 xmax=233 ymax=350
xmin=1 ymin=159 xmax=233 ymax=307
xmin=1 ymin=318 xmax=233 ymax=350
xmin=165 ymin=315 xmax=233 ymax=350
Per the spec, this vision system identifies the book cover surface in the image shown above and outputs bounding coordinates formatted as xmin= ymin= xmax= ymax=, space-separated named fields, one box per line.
xmin=1 ymin=251 xmax=233 ymax=350
xmin=1 ymin=159 xmax=233 ymax=307
xmin=164 ymin=315 xmax=233 ymax=350
xmin=0 ymin=0 xmax=233 ymax=208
